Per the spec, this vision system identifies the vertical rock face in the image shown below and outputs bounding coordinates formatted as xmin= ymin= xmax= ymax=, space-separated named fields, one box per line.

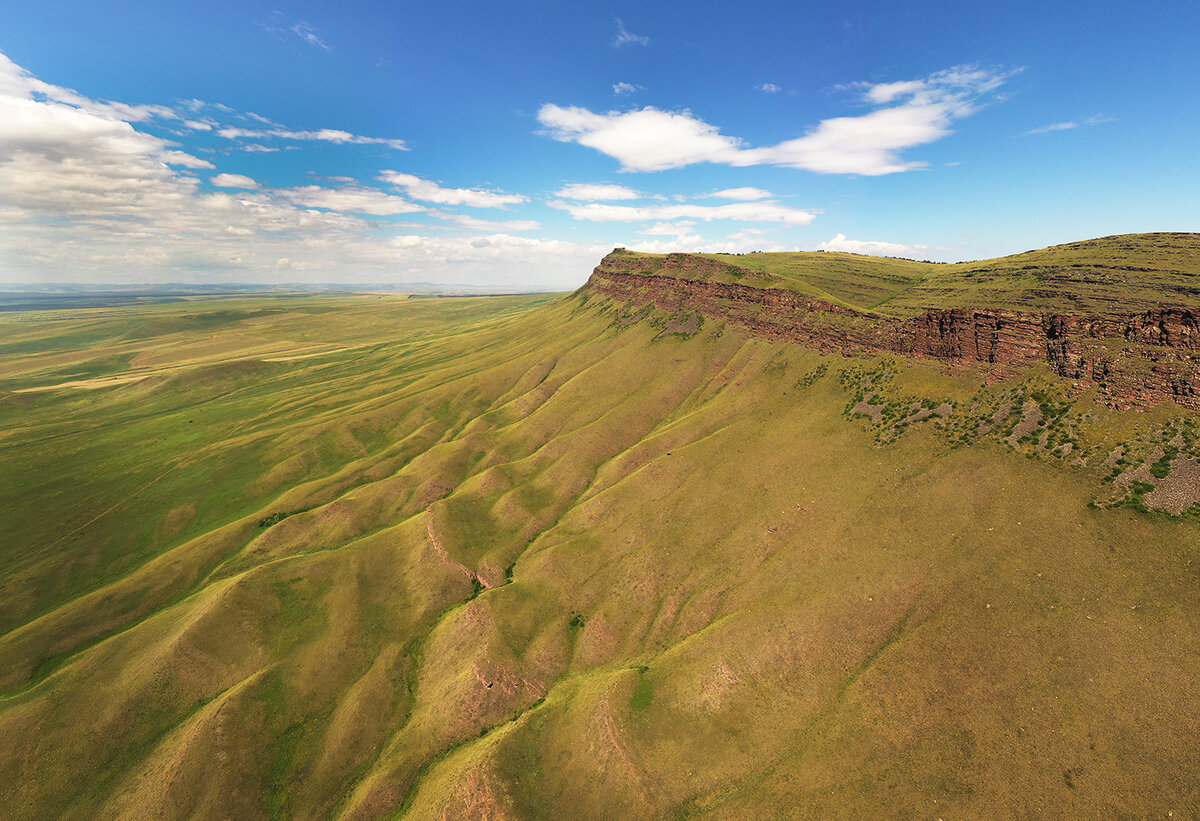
xmin=585 ymin=253 xmax=1200 ymax=410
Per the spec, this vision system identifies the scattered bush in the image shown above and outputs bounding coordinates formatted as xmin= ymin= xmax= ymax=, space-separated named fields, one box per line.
xmin=467 ymin=577 xmax=484 ymax=601
xmin=257 ymin=507 xmax=313 ymax=528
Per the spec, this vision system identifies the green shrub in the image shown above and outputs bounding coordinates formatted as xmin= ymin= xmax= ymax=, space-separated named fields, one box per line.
xmin=467 ymin=577 xmax=484 ymax=601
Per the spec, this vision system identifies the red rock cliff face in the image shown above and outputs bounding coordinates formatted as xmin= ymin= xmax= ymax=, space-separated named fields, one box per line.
xmin=586 ymin=253 xmax=1200 ymax=411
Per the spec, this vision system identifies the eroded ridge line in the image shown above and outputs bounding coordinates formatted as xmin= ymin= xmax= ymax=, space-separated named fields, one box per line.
xmin=425 ymin=508 xmax=490 ymax=589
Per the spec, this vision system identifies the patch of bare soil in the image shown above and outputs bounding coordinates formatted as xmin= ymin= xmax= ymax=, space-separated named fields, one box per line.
xmin=1005 ymin=399 xmax=1043 ymax=447
xmin=992 ymin=398 xmax=1015 ymax=424
xmin=975 ymin=399 xmax=1012 ymax=435
xmin=851 ymin=392 xmax=883 ymax=423
xmin=1099 ymin=446 xmax=1125 ymax=472
xmin=896 ymin=401 xmax=952 ymax=427
xmin=663 ymin=315 xmax=700 ymax=335
xmin=1116 ymin=447 xmax=1162 ymax=489
xmin=1144 ymin=457 xmax=1200 ymax=515
xmin=441 ymin=766 xmax=513 ymax=821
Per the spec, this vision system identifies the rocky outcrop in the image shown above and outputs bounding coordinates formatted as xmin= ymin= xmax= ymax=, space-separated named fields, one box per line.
xmin=586 ymin=253 xmax=1200 ymax=411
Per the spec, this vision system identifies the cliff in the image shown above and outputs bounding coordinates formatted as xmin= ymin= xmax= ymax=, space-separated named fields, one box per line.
xmin=586 ymin=251 xmax=1200 ymax=410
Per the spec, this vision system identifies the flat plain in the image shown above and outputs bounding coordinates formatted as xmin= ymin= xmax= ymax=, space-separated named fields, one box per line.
xmin=1 ymin=263 xmax=1198 ymax=818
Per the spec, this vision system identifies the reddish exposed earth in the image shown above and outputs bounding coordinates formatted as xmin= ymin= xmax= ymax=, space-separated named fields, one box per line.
xmin=587 ymin=252 xmax=1200 ymax=410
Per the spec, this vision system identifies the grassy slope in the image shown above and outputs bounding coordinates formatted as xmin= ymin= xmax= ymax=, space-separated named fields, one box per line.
xmin=681 ymin=232 xmax=1200 ymax=316
xmin=0 ymin=289 xmax=1197 ymax=819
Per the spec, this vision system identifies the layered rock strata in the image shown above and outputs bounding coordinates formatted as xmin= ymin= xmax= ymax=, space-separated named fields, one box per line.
xmin=587 ymin=252 xmax=1200 ymax=410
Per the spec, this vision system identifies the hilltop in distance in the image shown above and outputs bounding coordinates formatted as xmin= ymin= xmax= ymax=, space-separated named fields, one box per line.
xmin=1 ymin=233 xmax=1198 ymax=818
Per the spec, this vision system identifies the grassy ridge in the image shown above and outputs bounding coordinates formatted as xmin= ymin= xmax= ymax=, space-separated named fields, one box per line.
xmin=1 ymin=288 xmax=1198 ymax=818
xmin=668 ymin=231 xmax=1200 ymax=316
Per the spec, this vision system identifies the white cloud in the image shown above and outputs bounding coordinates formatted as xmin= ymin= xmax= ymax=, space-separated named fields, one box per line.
xmin=275 ymin=185 xmax=424 ymax=216
xmin=291 ymin=21 xmax=330 ymax=51
xmin=262 ymin=16 xmax=331 ymax=53
xmin=816 ymin=233 xmax=927 ymax=257
xmin=538 ymin=104 xmax=743 ymax=172
xmin=1024 ymin=113 xmax=1115 ymax=136
xmin=864 ymin=80 xmax=925 ymax=104
xmin=539 ymin=65 xmax=1016 ymax=175
xmin=0 ymin=55 xmax=213 ymax=222
xmin=554 ymin=182 xmax=644 ymax=201
xmin=639 ymin=220 xmax=698 ymax=236
xmin=629 ymin=234 xmax=786 ymax=254
xmin=727 ymin=227 xmax=767 ymax=241
xmin=211 ymin=173 xmax=259 ymax=189
xmin=1025 ymin=121 xmax=1077 ymax=135
xmin=442 ymin=214 xmax=541 ymax=232
xmin=379 ymin=171 xmax=525 ymax=207
xmin=216 ymin=126 xmax=407 ymax=150
xmin=757 ymin=83 xmax=781 ymax=93
xmin=613 ymin=82 xmax=644 ymax=96
xmin=734 ymin=104 xmax=952 ymax=174
xmin=0 ymin=52 xmax=604 ymax=290
xmin=707 ymin=187 xmax=774 ymax=201
xmin=549 ymin=199 xmax=816 ymax=224
xmin=612 ymin=19 xmax=649 ymax=48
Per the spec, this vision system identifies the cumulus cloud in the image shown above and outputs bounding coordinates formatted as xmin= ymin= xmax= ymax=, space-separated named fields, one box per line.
xmin=211 ymin=173 xmax=259 ymax=189
xmin=554 ymin=182 xmax=644 ymax=200
xmin=539 ymin=65 xmax=1016 ymax=175
xmin=707 ymin=187 xmax=774 ymax=201
xmin=549 ymin=199 xmax=816 ymax=224
xmin=0 ymin=53 xmax=213 ymax=223
xmin=613 ymin=82 xmax=644 ymax=96
xmin=538 ymin=104 xmax=743 ymax=172
xmin=0 ymin=52 xmax=599 ymax=289
xmin=612 ymin=19 xmax=650 ymax=48
xmin=379 ymin=171 xmax=526 ymax=207
xmin=757 ymin=83 xmax=781 ymax=93
xmin=816 ymin=233 xmax=927 ymax=257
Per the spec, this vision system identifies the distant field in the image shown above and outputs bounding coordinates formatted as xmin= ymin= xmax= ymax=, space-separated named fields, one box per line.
xmin=1 ymin=287 xmax=1197 ymax=818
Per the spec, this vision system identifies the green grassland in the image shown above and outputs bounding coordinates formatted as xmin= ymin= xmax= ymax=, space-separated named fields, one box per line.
xmin=618 ymin=231 xmax=1200 ymax=316
xmin=1 ymin=286 xmax=1198 ymax=818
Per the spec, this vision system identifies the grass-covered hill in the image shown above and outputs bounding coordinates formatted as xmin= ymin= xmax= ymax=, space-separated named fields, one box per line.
xmin=616 ymin=231 xmax=1200 ymax=316
xmin=1 ymin=241 xmax=1198 ymax=818
xmin=594 ymin=232 xmax=1200 ymax=413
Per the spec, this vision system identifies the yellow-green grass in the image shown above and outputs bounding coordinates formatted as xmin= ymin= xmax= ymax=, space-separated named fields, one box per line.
xmin=622 ymin=232 xmax=1200 ymax=316
xmin=0 ymin=290 xmax=1197 ymax=819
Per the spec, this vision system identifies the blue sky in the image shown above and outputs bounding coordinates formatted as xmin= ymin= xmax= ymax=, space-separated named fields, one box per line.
xmin=1 ymin=0 xmax=1197 ymax=289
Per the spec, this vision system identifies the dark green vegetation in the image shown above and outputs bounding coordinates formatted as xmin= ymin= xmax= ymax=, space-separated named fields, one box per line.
xmin=1 ymin=263 xmax=1198 ymax=818
xmin=628 ymin=231 xmax=1200 ymax=316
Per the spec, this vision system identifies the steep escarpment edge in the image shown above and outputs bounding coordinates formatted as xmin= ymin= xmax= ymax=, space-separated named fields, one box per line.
xmin=585 ymin=252 xmax=1200 ymax=410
